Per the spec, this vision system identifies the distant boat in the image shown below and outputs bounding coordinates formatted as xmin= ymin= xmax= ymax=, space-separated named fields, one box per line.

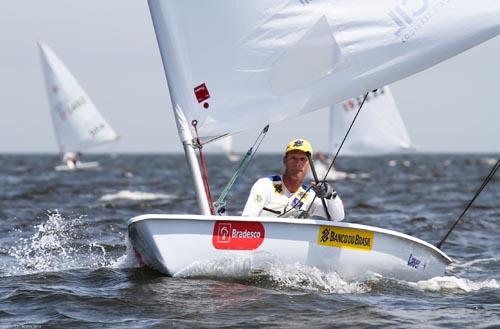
xmin=203 ymin=136 xmax=240 ymax=162
xmin=307 ymin=86 xmax=411 ymax=180
xmin=38 ymin=42 xmax=119 ymax=171
xmin=330 ymin=87 xmax=412 ymax=156
xmin=309 ymin=86 xmax=412 ymax=181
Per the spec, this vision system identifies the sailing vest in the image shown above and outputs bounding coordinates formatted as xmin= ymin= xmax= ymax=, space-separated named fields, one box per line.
xmin=262 ymin=175 xmax=315 ymax=217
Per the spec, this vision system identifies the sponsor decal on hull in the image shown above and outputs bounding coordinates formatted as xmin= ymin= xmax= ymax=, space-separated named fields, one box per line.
xmin=212 ymin=221 xmax=265 ymax=250
xmin=317 ymin=226 xmax=374 ymax=251
xmin=407 ymin=253 xmax=427 ymax=270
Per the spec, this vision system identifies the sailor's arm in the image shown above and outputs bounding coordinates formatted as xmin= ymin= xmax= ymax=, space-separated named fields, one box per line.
xmin=325 ymin=195 xmax=345 ymax=221
xmin=242 ymin=178 xmax=272 ymax=217
xmin=310 ymin=182 xmax=345 ymax=221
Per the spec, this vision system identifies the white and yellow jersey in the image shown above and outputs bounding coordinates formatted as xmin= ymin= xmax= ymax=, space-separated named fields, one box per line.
xmin=242 ymin=175 xmax=344 ymax=221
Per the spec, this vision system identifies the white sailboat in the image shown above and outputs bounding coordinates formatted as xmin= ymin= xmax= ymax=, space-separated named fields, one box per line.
xmin=129 ymin=0 xmax=500 ymax=280
xmin=311 ymin=86 xmax=412 ymax=180
xmin=330 ymin=87 xmax=412 ymax=156
xmin=203 ymin=136 xmax=240 ymax=162
xmin=38 ymin=42 xmax=119 ymax=171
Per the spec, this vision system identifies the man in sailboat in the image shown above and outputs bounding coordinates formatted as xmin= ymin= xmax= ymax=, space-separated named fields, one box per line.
xmin=242 ymin=139 xmax=344 ymax=220
xmin=62 ymin=151 xmax=81 ymax=169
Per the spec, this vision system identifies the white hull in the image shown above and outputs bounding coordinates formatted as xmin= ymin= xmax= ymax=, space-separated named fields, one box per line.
xmin=227 ymin=153 xmax=241 ymax=163
xmin=54 ymin=161 xmax=100 ymax=171
xmin=128 ymin=214 xmax=451 ymax=281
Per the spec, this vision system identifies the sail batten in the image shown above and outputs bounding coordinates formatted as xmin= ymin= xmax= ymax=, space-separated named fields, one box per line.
xmin=148 ymin=0 xmax=500 ymax=140
xmin=38 ymin=42 xmax=119 ymax=152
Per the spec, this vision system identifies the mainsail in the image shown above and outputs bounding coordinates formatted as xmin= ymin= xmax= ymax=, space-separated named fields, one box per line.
xmin=148 ymin=0 xmax=500 ymax=142
xmin=330 ymin=87 xmax=412 ymax=156
xmin=38 ymin=42 xmax=119 ymax=153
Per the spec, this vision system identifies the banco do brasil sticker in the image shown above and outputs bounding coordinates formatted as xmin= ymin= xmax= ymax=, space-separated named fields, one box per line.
xmin=317 ymin=226 xmax=374 ymax=251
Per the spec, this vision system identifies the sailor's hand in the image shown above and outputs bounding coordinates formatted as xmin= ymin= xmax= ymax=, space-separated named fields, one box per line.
xmin=311 ymin=181 xmax=337 ymax=199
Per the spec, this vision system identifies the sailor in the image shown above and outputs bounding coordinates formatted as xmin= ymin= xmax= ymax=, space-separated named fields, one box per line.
xmin=313 ymin=151 xmax=335 ymax=175
xmin=63 ymin=151 xmax=82 ymax=168
xmin=242 ymin=139 xmax=345 ymax=220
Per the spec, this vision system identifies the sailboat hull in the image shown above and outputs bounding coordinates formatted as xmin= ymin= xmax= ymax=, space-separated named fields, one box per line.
xmin=54 ymin=161 xmax=100 ymax=171
xmin=128 ymin=214 xmax=451 ymax=281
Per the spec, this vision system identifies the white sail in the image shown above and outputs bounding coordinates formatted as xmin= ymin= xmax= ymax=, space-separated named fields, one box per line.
xmin=148 ymin=0 xmax=500 ymax=141
xmin=38 ymin=42 xmax=119 ymax=152
xmin=330 ymin=87 xmax=412 ymax=156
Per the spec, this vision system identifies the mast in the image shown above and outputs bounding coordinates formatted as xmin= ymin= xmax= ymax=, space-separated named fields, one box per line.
xmin=148 ymin=0 xmax=211 ymax=215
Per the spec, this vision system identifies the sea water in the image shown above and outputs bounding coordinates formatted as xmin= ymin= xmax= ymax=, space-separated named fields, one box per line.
xmin=0 ymin=154 xmax=498 ymax=328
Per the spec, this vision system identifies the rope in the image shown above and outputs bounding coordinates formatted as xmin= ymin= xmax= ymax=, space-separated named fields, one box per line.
xmin=307 ymin=153 xmax=331 ymax=220
xmin=322 ymin=92 xmax=370 ymax=180
xmin=278 ymin=185 xmax=313 ymax=218
xmin=214 ymin=125 xmax=269 ymax=214
xmin=436 ymin=158 xmax=500 ymax=249
xmin=191 ymin=120 xmax=216 ymax=215
xmin=290 ymin=91 xmax=370 ymax=218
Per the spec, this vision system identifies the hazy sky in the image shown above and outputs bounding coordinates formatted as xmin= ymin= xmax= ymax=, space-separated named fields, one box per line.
xmin=1 ymin=1 xmax=499 ymax=154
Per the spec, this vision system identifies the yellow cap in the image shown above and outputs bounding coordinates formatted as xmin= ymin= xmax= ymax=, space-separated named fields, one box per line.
xmin=285 ymin=139 xmax=313 ymax=155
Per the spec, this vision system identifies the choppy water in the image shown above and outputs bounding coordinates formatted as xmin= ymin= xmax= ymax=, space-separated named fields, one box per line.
xmin=0 ymin=154 xmax=499 ymax=328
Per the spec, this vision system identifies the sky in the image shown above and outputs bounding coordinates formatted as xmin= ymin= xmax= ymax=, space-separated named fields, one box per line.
xmin=0 ymin=1 xmax=499 ymax=154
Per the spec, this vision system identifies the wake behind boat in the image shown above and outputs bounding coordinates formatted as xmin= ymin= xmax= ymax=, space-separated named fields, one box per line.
xmin=38 ymin=42 xmax=119 ymax=171
xmin=128 ymin=0 xmax=500 ymax=281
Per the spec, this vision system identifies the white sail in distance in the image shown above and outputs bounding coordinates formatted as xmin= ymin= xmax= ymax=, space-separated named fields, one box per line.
xmin=38 ymin=42 xmax=119 ymax=153
xmin=148 ymin=0 xmax=500 ymax=142
xmin=203 ymin=136 xmax=232 ymax=154
xmin=330 ymin=87 xmax=412 ymax=156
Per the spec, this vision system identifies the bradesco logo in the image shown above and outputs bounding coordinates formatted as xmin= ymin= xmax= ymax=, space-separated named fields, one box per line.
xmin=212 ymin=221 xmax=265 ymax=250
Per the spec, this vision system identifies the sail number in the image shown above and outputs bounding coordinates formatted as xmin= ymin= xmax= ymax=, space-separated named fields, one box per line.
xmin=56 ymin=96 xmax=87 ymax=120
xmin=88 ymin=122 xmax=106 ymax=137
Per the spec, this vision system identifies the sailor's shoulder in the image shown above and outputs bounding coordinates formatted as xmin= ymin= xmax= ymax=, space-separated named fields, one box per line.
xmin=267 ymin=175 xmax=282 ymax=182
xmin=253 ymin=176 xmax=278 ymax=187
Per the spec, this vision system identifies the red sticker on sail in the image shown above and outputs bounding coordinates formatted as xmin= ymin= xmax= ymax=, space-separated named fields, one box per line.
xmin=194 ymin=83 xmax=210 ymax=103
xmin=212 ymin=221 xmax=265 ymax=250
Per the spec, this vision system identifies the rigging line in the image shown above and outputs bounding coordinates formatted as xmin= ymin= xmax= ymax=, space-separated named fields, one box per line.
xmin=191 ymin=120 xmax=216 ymax=215
xmin=307 ymin=153 xmax=331 ymax=220
xmin=436 ymin=158 xmax=500 ymax=249
xmin=278 ymin=185 xmax=313 ymax=218
xmin=322 ymin=92 xmax=370 ymax=181
xmin=198 ymin=133 xmax=230 ymax=146
xmin=298 ymin=91 xmax=370 ymax=219
xmin=214 ymin=125 xmax=269 ymax=214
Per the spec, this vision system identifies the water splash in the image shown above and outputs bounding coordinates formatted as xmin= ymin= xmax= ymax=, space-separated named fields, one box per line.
xmin=173 ymin=252 xmax=372 ymax=294
xmin=265 ymin=263 xmax=373 ymax=293
xmin=411 ymin=276 xmax=500 ymax=292
xmin=4 ymin=210 xmax=116 ymax=276
xmin=110 ymin=237 xmax=142 ymax=269
xmin=100 ymin=190 xmax=173 ymax=202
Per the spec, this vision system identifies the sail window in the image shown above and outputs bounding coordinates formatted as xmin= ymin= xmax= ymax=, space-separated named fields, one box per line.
xmin=265 ymin=16 xmax=345 ymax=95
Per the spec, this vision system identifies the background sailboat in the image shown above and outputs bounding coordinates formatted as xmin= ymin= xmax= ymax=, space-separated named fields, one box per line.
xmin=203 ymin=136 xmax=240 ymax=162
xmin=330 ymin=87 xmax=412 ymax=156
xmin=38 ymin=42 xmax=119 ymax=171
xmin=128 ymin=0 xmax=500 ymax=280
xmin=310 ymin=86 xmax=412 ymax=180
